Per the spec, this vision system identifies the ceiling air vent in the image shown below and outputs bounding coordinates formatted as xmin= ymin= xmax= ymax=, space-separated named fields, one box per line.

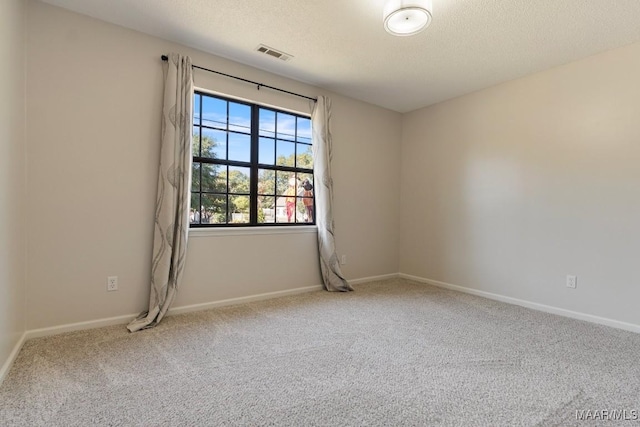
xmin=255 ymin=44 xmax=293 ymax=62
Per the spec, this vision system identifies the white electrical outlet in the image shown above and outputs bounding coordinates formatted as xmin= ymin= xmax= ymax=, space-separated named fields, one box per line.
xmin=107 ymin=276 xmax=119 ymax=292
xmin=340 ymin=254 xmax=347 ymax=265
xmin=566 ymin=275 xmax=577 ymax=289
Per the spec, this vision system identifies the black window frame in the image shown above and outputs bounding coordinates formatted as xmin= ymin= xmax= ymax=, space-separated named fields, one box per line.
xmin=190 ymin=90 xmax=315 ymax=227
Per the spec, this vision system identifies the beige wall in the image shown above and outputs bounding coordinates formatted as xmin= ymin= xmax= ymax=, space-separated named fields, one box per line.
xmin=25 ymin=1 xmax=401 ymax=329
xmin=0 ymin=0 xmax=27 ymax=370
xmin=400 ymin=42 xmax=640 ymax=325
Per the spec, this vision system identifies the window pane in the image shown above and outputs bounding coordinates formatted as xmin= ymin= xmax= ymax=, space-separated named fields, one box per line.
xmin=258 ymin=196 xmax=276 ymax=223
xmin=297 ymin=197 xmax=314 ymax=223
xmin=258 ymin=168 xmax=275 ymax=196
xmin=193 ymin=94 xmax=201 ymax=125
xmin=228 ymin=166 xmax=250 ymax=194
xmin=190 ymin=193 xmax=201 ymax=224
xmin=276 ymin=140 xmax=295 ymax=166
xmin=192 ymin=162 xmax=201 ymax=191
xmin=298 ymin=173 xmax=314 ymax=191
xmin=275 ymin=195 xmax=288 ymax=223
xmin=297 ymin=117 xmax=311 ymax=144
xmin=297 ymin=173 xmax=314 ymax=223
xmin=277 ymin=112 xmax=296 ymax=141
xmin=202 ymin=164 xmax=226 ymax=193
xmin=201 ymin=194 xmax=226 ymax=224
xmin=259 ymin=109 xmax=275 ymax=138
xmin=201 ymin=128 xmax=226 ymax=160
xmin=296 ymin=197 xmax=304 ymax=223
xmin=275 ymin=194 xmax=288 ymax=223
xmin=202 ymin=96 xmax=226 ymax=129
xmin=259 ymin=137 xmax=275 ymax=165
xmin=229 ymin=102 xmax=251 ymax=134
xmin=229 ymin=195 xmax=250 ymax=224
xmin=276 ymin=171 xmax=296 ymax=196
xmin=192 ymin=126 xmax=201 ymax=157
xmin=228 ymin=133 xmax=251 ymax=162
xmin=277 ymin=173 xmax=297 ymax=223
xmin=296 ymin=143 xmax=313 ymax=169
xmin=278 ymin=195 xmax=295 ymax=223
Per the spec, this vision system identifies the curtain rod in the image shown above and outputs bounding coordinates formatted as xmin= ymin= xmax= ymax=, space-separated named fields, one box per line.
xmin=161 ymin=55 xmax=317 ymax=102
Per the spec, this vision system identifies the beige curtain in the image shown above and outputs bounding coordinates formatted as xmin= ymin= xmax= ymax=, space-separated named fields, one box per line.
xmin=128 ymin=53 xmax=194 ymax=332
xmin=311 ymin=96 xmax=353 ymax=292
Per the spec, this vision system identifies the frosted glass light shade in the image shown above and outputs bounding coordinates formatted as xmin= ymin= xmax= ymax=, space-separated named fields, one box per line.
xmin=383 ymin=0 xmax=432 ymax=36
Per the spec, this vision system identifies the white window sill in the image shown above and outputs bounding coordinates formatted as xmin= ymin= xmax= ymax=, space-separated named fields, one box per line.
xmin=189 ymin=225 xmax=318 ymax=238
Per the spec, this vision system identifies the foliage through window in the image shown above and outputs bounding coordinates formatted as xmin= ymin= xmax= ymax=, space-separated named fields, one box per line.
xmin=191 ymin=92 xmax=314 ymax=226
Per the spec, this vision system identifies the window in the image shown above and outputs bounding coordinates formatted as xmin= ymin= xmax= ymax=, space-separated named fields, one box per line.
xmin=191 ymin=91 xmax=314 ymax=227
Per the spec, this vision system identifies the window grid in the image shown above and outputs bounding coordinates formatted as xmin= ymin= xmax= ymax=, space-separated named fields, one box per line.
xmin=190 ymin=91 xmax=314 ymax=227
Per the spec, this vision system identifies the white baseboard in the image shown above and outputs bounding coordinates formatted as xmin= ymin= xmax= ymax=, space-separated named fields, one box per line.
xmin=0 ymin=332 xmax=27 ymax=386
xmin=349 ymin=273 xmax=400 ymax=285
xmin=168 ymin=284 xmax=323 ymax=316
xmin=20 ymin=275 xmax=403 ymax=342
xmin=25 ymin=313 xmax=137 ymax=340
xmin=23 ymin=284 xmax=325 ymax=341
xmin=400 ymin=273 xmax=640 ymax=334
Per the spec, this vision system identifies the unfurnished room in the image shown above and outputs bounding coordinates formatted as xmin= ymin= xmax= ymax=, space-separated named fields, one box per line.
xmin=2 ymin=0 xmax=640 ymax=425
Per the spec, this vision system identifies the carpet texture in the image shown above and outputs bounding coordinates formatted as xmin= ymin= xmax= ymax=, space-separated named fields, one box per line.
xmin=1 ymin=279 xmax=640 ymax=426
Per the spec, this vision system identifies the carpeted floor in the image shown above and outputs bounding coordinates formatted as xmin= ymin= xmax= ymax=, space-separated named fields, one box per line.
xmin=1 ymin=278 xmax=640 ymax=426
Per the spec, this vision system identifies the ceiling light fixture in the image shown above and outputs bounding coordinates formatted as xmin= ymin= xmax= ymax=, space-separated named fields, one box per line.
xmin=383 ymin=0 xmax=432 ymax=36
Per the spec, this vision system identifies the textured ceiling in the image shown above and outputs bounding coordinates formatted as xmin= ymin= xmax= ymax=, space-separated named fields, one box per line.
xmin=40 ymin=0 xmax=640 ymax=112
